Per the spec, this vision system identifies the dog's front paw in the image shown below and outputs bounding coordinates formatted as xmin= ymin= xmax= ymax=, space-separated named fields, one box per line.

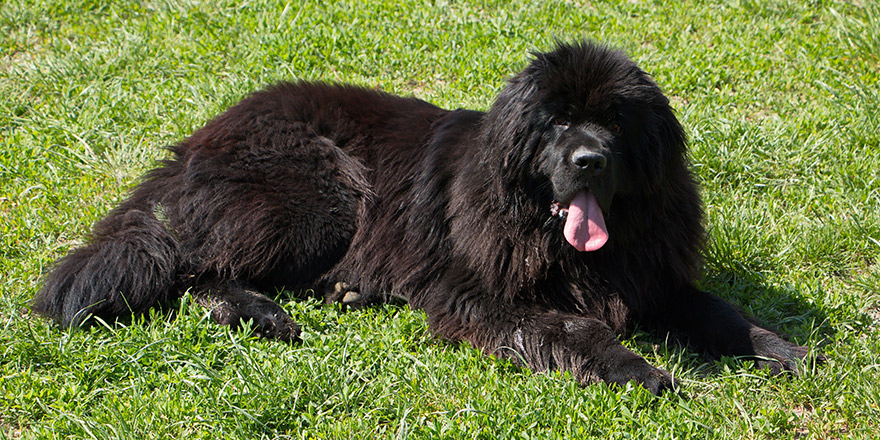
xmin=750 ymin=328 xmax=824 ymax=375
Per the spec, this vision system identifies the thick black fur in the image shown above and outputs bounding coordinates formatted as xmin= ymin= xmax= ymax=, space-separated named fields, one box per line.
xmin=33 ymin=41 xmax=817 ymax=394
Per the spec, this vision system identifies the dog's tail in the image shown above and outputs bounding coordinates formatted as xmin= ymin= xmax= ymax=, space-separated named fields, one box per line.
xmin=32 ymin=203 xmax=183 ymax=328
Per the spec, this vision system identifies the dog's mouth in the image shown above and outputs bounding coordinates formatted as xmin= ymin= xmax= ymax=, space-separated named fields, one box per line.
xmin=550 ymin=189 xmax=608 ymax=252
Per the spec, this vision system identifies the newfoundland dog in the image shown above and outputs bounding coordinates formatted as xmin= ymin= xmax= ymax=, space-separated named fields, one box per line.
xmin=33 ymin=41 xmax=816 ymax=394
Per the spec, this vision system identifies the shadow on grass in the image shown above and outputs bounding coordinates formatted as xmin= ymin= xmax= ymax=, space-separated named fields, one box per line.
xmin=699 ymin=265 xmax=835 ymax=343
xmin=638 ymin=264 xmax=838 ymax=380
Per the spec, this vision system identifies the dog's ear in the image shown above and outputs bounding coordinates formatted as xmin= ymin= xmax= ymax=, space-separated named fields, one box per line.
xmin=479 ymin=69 xmax=545 ymax=191
xmin=618 ymin=72 xmax=688 ymax=191
xmin=648 ymin=93 xmax=688 ymax=185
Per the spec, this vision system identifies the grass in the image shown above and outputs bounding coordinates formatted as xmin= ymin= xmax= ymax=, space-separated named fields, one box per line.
xmin=1 ymin=0 xmax=878 ymax=438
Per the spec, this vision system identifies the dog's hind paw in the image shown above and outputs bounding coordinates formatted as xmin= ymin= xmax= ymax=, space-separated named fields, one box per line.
xmin=248 ymin=306 xmax=301 ymax=342
xmin=603 ymin=357 xmax=679 ymax=395
xmin=196 ymin=285 xmax=301 ymax=343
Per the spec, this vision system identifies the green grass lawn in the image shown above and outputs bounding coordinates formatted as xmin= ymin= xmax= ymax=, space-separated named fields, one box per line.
xmin=2 ymin=0 xmax=878 ymax=438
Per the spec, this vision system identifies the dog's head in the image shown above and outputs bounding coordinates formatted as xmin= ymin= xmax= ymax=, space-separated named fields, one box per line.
xmin=480 ymin=41 xmax=687 ymax=251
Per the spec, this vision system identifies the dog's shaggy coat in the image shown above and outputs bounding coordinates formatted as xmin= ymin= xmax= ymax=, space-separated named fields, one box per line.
xmin=33 ymin=41 xmax=814 ymax=394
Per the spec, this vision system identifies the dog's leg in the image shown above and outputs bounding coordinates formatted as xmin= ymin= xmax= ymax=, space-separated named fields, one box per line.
xmin=422 ymin=299 xmax=677 ymax=395
xmin=656 ymin=285 xmax=822 ymax=374
xmin=193 ymin=277 xmax=301 ymax=342
xmin=167 ymin=127 xmax=371 ymax=340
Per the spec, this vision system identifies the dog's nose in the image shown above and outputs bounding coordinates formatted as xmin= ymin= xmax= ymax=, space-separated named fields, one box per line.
xmin=571 ymin=148 xmax=607 ymax=175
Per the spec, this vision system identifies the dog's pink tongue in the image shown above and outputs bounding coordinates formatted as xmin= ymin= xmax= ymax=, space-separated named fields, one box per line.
xmin=563 ymin=190 xmax=608 ymax=252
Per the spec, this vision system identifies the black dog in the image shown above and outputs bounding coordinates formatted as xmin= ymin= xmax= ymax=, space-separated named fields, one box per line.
xmin=33 ymin=41 xmax=816 ymax=394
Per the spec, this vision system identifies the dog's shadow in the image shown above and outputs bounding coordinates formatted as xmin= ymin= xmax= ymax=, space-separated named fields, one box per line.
xmin=699 ymin=266 xmax=834 ymax=342
xmin=627 ymin=264 xmax=838 ymax=380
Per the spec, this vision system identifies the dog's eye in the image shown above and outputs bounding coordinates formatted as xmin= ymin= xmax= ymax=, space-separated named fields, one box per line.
xmin=610 ymin=123 xmax=622 ymax=134
xmin=552 ymin=117 xmax=569 ymax=128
